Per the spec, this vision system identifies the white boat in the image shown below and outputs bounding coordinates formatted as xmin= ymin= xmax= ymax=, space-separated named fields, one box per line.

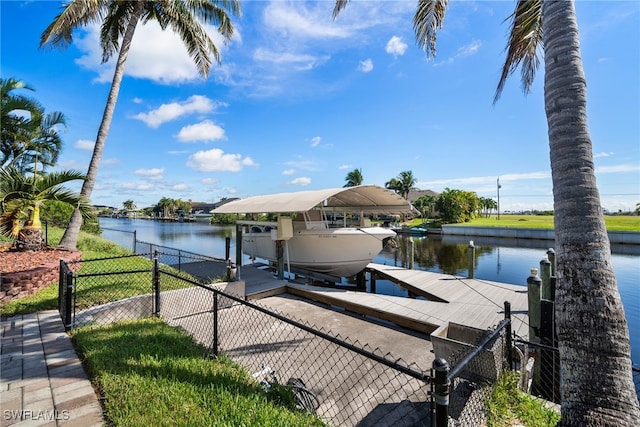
xmin=212 ymin=185 xmax=417 ymax=278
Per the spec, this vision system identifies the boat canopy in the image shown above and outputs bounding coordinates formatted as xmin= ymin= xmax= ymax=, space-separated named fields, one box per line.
xmin=211 ymin=185 xmax=417 ymax=215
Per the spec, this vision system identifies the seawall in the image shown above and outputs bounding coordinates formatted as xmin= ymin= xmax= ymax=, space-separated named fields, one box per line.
xmin=440 ymin=225 xmax=640 ymax=245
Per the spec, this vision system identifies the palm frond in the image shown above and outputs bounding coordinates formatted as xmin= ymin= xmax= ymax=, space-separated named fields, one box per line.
xmin=494 ymin=0 xmax=542 ymax=104
xmin=413 ymin=0 xmax=449 ymax=58
xmin=332 ymin=0 xmax=350 ymax=20
xmin=40 ymin=0 xmax=107 ymax=49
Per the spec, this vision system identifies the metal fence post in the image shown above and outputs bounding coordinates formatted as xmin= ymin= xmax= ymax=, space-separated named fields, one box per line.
xmin=504 ymin=301 xmax=513 ymax=369
xmin=213 ymin=291 xmax=219 ymax=356
xmin=153 ymin=250 xmax=160 ymax=315
xmin=433 ymin=358 xmax=450 ymax=427
xmin=64 ymin=269 xmax=73 ymax=331
xmin=58 ymin=260 xmax=64 ymax=313
xmin=133 ymin=230 xmax=137 ymax=254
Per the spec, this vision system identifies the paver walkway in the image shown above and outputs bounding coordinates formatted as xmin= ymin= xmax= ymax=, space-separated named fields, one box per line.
xmin=1 ymin=310 xmax=104 ymax=427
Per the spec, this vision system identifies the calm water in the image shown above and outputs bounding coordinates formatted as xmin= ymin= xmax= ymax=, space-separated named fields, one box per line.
xmin=99 ymin=217 xmax=639 ymax=365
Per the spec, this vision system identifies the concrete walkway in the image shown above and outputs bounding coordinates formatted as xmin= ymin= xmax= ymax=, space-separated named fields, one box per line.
xmin=1 ymin=310 xmax=104 ymax=427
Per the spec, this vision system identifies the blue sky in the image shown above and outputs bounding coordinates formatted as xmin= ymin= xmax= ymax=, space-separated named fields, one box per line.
xmin=2 ymin=1 xmax=639 ymax=212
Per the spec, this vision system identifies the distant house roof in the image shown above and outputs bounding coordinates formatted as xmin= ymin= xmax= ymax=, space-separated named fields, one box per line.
xmin=406 ymin=189 xmax=439 ymax=204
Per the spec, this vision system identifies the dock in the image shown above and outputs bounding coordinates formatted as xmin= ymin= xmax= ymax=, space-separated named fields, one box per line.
xmin=232 ymin=262 xmax=529 ymax=339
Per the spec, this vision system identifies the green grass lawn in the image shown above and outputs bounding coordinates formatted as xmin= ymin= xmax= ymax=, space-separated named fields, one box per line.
xmin=485 ymin=371 xmax=560 ymax=427
xmin=72 ymin=317 xmax=324 ymax=427
xmin=410 ymin=215 xmax=640 ymax=231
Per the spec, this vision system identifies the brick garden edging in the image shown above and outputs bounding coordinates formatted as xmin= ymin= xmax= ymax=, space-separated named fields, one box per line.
xmin=0 ymin=251 xmax=82 ymax=304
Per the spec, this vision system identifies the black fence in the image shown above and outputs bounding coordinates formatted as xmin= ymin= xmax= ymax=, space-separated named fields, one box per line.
xmin=57 ymin=251 xmax=638 ymax=426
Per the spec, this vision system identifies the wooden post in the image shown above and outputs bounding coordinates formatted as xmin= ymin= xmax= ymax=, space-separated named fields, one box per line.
xmin=408 ymin=239 xmax=415 ymax=269
xmin=527 ymin=268 xmax=541 ymax=342
xmin=546 ymin=248 xmax=556 ymax=277
xmin=540 ymin=255 xmax=552 ymax=300
xmin=467 ymin=240 xmax=475 ymax=279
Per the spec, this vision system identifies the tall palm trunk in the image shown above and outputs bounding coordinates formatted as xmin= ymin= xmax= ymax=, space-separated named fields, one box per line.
xmin=543 ymin=1 xmax=640 ymax=424
xmin=59 ymin=5 xmax=143 ymax=250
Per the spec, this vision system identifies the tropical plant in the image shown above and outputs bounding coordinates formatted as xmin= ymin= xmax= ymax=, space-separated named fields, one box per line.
xmin=0 ymin=167 xmax=93 ymax=251
xmin=122 ymin=199 xmax=135 ymax=211
xmin=1 ymin=78 xmax=40 ymax=166
xmin=334 ymin=0 xmax=640 ymax=423
xmin=478 ymin=196 xmax=498 ymax=218
xmin=385 ymin=170 xmax=417 ymax=199
xmin=435 ymin=188 xmax=478 ymax=224
xmin=1 ymin=78 xmax=65 ymax=173
xmin=412 ymin=194 xmax=437 ymax=219
xmin=41 ymin=0 xmax=241 ymax=250
xmin=343 ymin=168 xmax=363 ymax=187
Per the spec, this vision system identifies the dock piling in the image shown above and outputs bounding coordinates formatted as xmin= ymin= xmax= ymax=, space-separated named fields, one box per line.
xmin=468 ymin=240 xmax=475 ymax=279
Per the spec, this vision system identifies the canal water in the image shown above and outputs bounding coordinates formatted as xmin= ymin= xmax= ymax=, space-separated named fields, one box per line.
xmin=98 ymin=217 xmax=639 ymax=366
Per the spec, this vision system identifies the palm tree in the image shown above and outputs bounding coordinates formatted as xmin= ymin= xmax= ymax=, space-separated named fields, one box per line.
xmin=13 ymin=110 xmax=66 ymax=174
xmin=335 ymin=0 xmax=639 ymax=423
xmin=385 ymin=171 xmax=417 ymax=199
xmin=1 ymin=77 xmax=44 ymax=169
xmin=0 ymin=167 xmax=93 ymax=251
xmin=40 ymin=0 xmax=241 ymax=250
xmin=343 ymin=168 xmax=363 ymax=187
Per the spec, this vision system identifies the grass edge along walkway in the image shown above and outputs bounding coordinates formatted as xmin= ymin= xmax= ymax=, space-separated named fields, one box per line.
xmin=72 ymin=317 xmax=324 ymax=427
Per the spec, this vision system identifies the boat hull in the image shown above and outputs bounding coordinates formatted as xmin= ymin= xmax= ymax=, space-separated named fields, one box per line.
xmin=242 ymin=227 xmax=395 ymax=278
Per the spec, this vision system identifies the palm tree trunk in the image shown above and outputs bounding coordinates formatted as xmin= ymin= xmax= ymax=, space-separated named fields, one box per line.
xmin=543 ymin=1 xmax=640 ymax=424
xmin=59 ymin=5 xmax=143 ymax=250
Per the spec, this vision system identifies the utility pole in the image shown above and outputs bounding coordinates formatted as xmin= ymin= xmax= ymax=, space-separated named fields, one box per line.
xmin=497 ymin=177 xmax=501 ymax=220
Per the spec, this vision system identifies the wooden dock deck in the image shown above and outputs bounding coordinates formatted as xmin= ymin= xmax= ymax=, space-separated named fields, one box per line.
xmin=233 ymin=262 xmax=529 ymax=339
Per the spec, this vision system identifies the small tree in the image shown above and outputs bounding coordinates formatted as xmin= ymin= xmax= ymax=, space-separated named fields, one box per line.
xmin=0 ymin=167 xmax=93 ymax=250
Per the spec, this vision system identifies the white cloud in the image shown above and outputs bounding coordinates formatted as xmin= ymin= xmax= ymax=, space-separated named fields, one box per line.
xmin=187 ymin=148 xmax=257 ymax=172
xmin=121 ymin=182 xmax=155 ymax=191
xmin=102 ymin=157 xmax=119 ymax=165
xmin=75 ymin=20 xmax=233 ymax=84
xmin=386 ymin=36 xmax=408 ymax=57
xmin=263 ymin=2 xmax=350 ymax=39
xmin=170 ymin=183 xmax=188 ymax=191
xmin=596 ymin=164 xmax=640 ymax=174
xmin=358 ymin=58 xmax=373 ymax=73
xmin=132 ymin=95 xmax=219 ymax=128
xmin=288 ymin=177 xmax=311 ymax=186
xmin=253 ymin=48 xmax=328 ymax=71
xmin=594 ymin=151 xmax=614 ymax=158
xmin=177 ymin=120 xmax=226 ymax=143
xmin=282 ymin=169 xmax=296 ymax=175
xmin=433 ymin=39 xmax=482 ymax=66
xmin=201 ymin=178 xmax=218 ymax=185
xmin=75 ymin=139 xmax=94 ymax=150
xmin=338 ymin=164 xmax=352 ymax=170
xmin=134 ymin=168 xmax=165 ymax=180
xmin=310 ymin=136 xmax=321 ymax=147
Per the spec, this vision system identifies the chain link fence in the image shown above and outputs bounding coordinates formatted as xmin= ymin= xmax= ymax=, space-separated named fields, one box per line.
xmin=63 ymin=250 xmax=631 ymax=426
xmin=158 ymin=268 xmax=432 ymax=426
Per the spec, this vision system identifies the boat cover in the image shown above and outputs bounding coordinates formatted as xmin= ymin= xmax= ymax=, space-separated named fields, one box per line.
xmin=211 ymin=185 xmax=417 ymax=214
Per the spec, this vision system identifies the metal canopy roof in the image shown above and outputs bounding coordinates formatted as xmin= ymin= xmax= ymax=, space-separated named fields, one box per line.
xmin=211 ymin=185 xmax=417 ymax=215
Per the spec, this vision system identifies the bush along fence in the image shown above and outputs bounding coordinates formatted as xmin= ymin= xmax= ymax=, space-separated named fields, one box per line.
xmin=56 ymin=249 xmax=640 ymax=426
